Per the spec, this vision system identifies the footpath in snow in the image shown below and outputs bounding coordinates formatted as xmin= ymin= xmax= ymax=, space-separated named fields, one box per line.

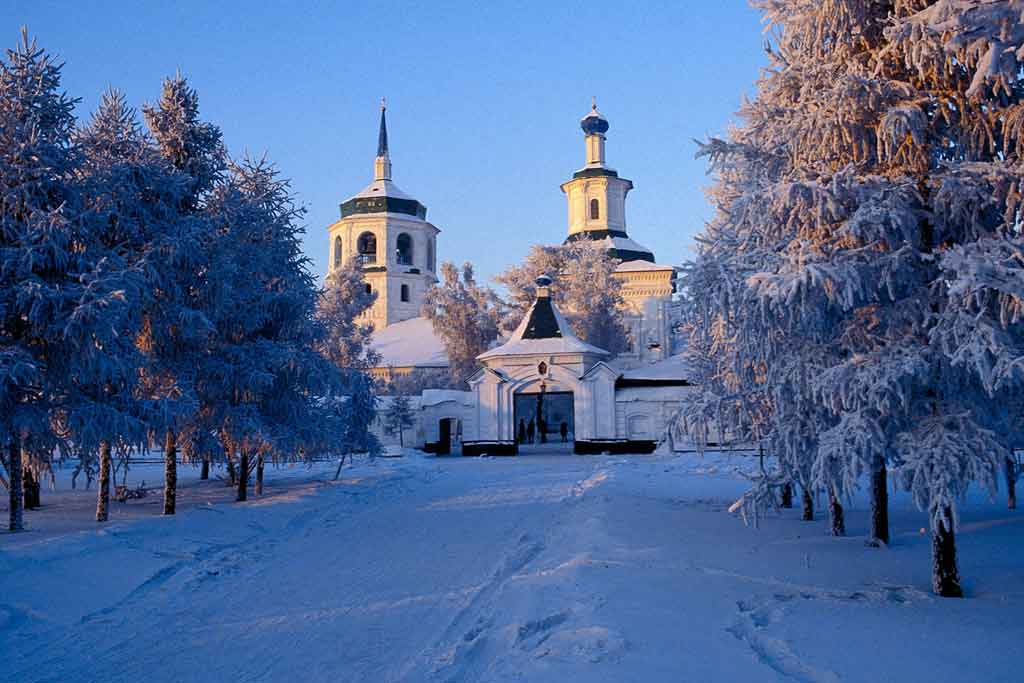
xmin=1 ymin=450 xmax=1022 ymax=682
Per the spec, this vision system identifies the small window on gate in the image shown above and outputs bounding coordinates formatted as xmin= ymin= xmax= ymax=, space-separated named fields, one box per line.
xmin=401 ymin=284 xmax=410 ymax=302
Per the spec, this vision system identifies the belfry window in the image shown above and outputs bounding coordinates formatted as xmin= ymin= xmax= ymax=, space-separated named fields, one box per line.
xmin=357 ymin=232 xmax=377 ymax=264
xmin=333 ymin=236 xmax=343 ymax=268
xmin=427 ymin=239 xmax=435 ymax=272
xmin=396 ymin=233 xmax=413 ymax=266
xmin=401 ymin=284 xmax=410 ymax=302
xmin=589 ymin=198 xmax=600 ymax=220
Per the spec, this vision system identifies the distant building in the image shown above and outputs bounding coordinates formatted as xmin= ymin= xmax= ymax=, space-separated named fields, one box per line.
xmin=328 ymin=101 xmax=687 ymax=408
xmin=325 ymin=101 xmax=444 ymax=382
xmin=560 ymin=100 xmax=679 ymax=366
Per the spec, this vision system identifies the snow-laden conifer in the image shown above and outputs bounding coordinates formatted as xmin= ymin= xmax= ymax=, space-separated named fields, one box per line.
xmin=0 ymin=31 xmax=81 ymax=529
xmin=682 ymin=0 xmax=1023 ymax=595
xmin=139 ymin=74 xmax=225 ymax=512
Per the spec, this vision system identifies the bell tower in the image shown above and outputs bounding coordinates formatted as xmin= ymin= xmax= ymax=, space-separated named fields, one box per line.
xmin=560 ymin=99 xmax=654 ymax=263
xmin=327 ymin=100 xmax=440 ymax=327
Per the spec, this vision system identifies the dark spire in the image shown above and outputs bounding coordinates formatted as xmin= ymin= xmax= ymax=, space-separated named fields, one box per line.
xmin=376 ymin=97 xmax=389 ymax=157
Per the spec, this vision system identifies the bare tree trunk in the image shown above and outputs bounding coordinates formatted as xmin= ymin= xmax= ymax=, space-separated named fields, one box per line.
xmin=829 ymin=487 xmax=846 ymax=536
xmin=163 ymin=429 xmax=177 ymax=515
xmin=801 ymin=486 xmax=814 ymax=521
xmin=255 ymin=455 xmax=264 ymax=496
xmin=1006 ymin=457 xmax=1016 ymax=510
xmin=200 ymin=456 xmax=210 ymax=481
xmin=236 ymin=451 xmax=248 ymax=502
xmin=23 ymin=466 xmax=40 ymax=510
xmin=8 ymin=442 xmax=23 ymax=531
xmin=870 ymin=455 xmax=889 ymax=544
xmin=932 ymin=509 xmax=963 ymax=597
xmin=96 ymin=441 xmax=111 ymax=523
xmin=226 ymin=449 xmax=237 ymax=487
xmin=334 ymin=453 xmax=348 ymax=480
xmin=780 ymin=482 xmax=793 ymax=509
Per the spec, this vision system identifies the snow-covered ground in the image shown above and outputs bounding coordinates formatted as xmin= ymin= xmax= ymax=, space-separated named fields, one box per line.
xmin=2 ymin=450 xmax=1021 ymax=682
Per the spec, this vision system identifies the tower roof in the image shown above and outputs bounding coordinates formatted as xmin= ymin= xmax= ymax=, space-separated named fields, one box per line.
xmin=478 ymin=277 xmax=609 ymax=360
xmin=580 ymin=97 xmax=610 ymax=136
xmin=377 ymin=99 xmax=389 ymax=157
xmin=339 ymin=100 xmax=427 ymax=220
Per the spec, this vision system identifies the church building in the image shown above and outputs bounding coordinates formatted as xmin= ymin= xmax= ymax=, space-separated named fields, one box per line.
xmin=327 ymin=101 xmax=694 ymax=453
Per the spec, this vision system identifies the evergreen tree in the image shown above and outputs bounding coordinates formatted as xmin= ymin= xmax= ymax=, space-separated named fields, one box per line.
xmin=317 ymin=256 xmax=381 ymax=468
xmin=198 ymin=157 xmax=349 ymax=501
xmin=383 ymin=394 xmax=415 ymax=448
xmin=423 ymin=262 xmax=502 ymax=387
xmin=74 ymin=89 xmax=183 ymax=521
xmin=683 ymin=0 xmax=1022 ymax=594
xmin=0 ymin=32 xmax=81 ymax=530
xmin=140 ymin=74 xmax=225 ymax=514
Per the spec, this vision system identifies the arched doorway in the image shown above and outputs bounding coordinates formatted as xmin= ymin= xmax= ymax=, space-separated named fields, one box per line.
xmin=513 ymin=391 xmax=574 ymax=450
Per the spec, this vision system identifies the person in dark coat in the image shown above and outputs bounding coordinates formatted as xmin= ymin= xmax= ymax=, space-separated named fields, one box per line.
xmin=527 ymin=418 xmax=535 ymax=444
xmin=560 ymin=421 xmax=569 ymax=443
xmin=518 ymin=418 xmax=526 ymax=444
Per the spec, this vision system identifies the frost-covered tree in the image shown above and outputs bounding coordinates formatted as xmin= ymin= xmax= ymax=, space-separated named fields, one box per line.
xmin=139 ymin=74 xmax=225 ymax=512
xmin=197 ymin=157 xmax=348 ymax=502
xmin=495 ymin=239 xmax=628 ymax=354
xmin=683 ymin=0 xmax=1023 ymax=595
xmin=317 ymin=256 xmax=381 ymax=467
xmin=71 ymin=89 xmax=171 ymax=522
xmin=318 ymin=256 xmax=380 ymax=370
xmin=423 ymin=262 xmax=502 ymax=387
xmin=0 ymin=32 xmax=79 ymax=529
xmin=383 ymin=394 xmax=415 ymax=448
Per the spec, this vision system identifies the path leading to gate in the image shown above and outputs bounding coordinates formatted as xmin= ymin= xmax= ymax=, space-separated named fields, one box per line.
xmin=2 ymin=452 xmax=1021 ymax=682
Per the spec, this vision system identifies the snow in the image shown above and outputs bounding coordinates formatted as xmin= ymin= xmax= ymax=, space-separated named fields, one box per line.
xmin=613 ymin=259 xmax=675 ymax=273
xmin=618 ymin=353 xmax=695 ymax=381
xmin=351 ymin=178 xmax=418 ymax=203
xmin=371 ymin=316 xmax=449 ymax=368
xmin=478 ymin=293 xmax=609 ymax=360
xmin=601 ymin=235 xmax=653 ymax=255
xmin=419 ymin=389 xmax=474 ymax=407
xmin=2 ymin=451 xmax=1021 ymax=682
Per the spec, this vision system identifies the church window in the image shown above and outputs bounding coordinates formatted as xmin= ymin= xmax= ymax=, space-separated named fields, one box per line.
xmin=365 ymin=283 xmax=372 ymax=295
xmin=396 ymin=233 xmax=413 ymax=266
xmin=427 ymin=239 xmax=435 ymax=271
xmin=357 ymin=232 xmax=377 ymax=264
xmin=401 ymin=284 xmax=410 ymax=302
xmin=333 ymin=236 xmax=343 ymax=268
xmin=589 ymin=198 xmax=600 ymax=220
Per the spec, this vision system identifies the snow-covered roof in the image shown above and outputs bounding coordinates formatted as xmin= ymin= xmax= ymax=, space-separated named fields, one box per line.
xmin=419 ymin=389 xmax=474 ymax=407
xmin=601 ymin=235 xmax=653 ymax=255
xmin=371 ymin=316 xmax=449 ymax=369
xmin=478 ymin=288 xmax=609 ymax=361
xmin=618 ymin=353 xmax=695 ymax=381
xmin=615 ymin=259 xmax=676 ymax=273
xmin=351 ymin=178 xmax=417 ymax=202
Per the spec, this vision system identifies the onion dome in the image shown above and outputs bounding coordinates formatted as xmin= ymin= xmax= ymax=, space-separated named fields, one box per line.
xmin=580 ymin=97 xmax=609 ymax=136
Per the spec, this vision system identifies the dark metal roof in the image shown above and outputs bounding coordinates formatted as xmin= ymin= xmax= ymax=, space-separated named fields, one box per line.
xmin=339 ymin=196 xmax=427 ymax=219
xmin=571 ymin=167 xmax=619 ymax=180
xmin=377 ymin=105 xmax=388 ymax=157
xmin=520 ymin=296 xmax=563 ymax=339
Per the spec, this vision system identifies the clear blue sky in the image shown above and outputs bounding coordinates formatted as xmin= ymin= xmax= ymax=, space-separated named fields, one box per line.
xmin=5 ymin=1 xmax=766 ymax=284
